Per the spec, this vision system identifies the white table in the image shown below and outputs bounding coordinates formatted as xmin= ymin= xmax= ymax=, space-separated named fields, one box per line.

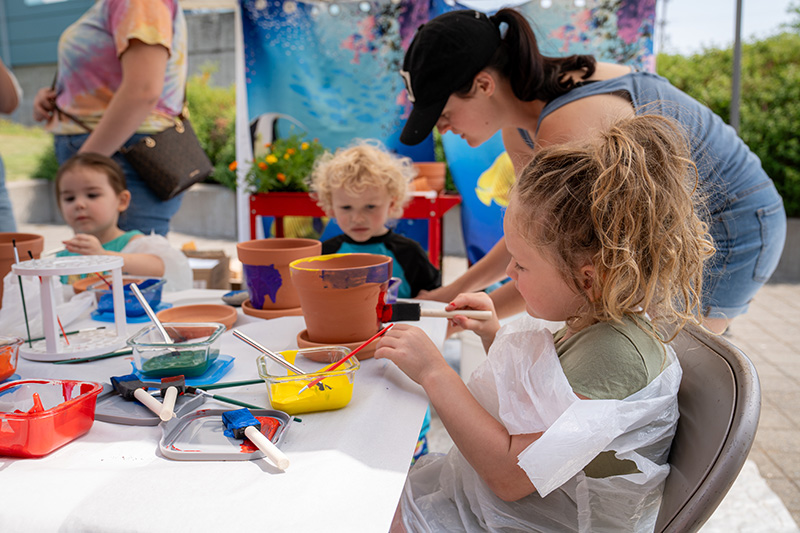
xmin=1 ymin=290 xmax=443 ymax=532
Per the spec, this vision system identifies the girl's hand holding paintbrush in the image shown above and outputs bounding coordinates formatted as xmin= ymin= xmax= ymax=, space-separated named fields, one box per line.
xmin=62 ymin=233 xmax=106 ymax=256
xmin=374 ymin=323 xmax=453 ymax=387
xmin=443 ymin=293 xmax=501 ymax=352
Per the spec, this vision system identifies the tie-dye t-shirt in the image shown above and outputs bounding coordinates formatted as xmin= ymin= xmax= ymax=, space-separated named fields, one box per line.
xmin=50 ymin=0 xmax=187 ymax=135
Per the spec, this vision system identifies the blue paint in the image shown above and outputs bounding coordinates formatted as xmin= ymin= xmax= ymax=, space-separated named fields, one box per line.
xmin=318 ymin=261 xmax=391 ymax=289
xmin=242 ymin=263 xmax=283 ymax=308
xmin=222 ymin=408 xmax=259 ymax=438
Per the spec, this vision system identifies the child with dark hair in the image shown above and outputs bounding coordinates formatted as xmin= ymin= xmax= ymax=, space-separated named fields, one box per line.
xmin=56 ymin=153 xmax=191 ymax=290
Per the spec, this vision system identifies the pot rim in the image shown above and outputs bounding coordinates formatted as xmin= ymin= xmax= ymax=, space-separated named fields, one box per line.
xmin=289 ymin=252 xmax=392 ymax=272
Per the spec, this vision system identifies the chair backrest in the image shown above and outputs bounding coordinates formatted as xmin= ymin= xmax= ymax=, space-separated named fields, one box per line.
xmin=655 ymin=324 xmax=761 ymax=532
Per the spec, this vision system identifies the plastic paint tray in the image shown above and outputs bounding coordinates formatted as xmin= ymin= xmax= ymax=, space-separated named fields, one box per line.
xmin=0 ymin=379 xmax=103 ymax=458
xmin=94 ymin=383 xmax=206 ymax=426
xmin=159 ymin=408 xmax=291 ymax=461
xmin=128 ymin=354 xmax=234 ymax=386
xmin=92 ymin=301 xmax=173 ymax=323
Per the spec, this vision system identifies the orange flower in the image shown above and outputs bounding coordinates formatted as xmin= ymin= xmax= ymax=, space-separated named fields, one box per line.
xmin=286 ymin=148 xmax=296 ymax=155
xmin=228 ymin=161 xmax=237 ymax=171
xmin=258 ymin=162 xmax=267 ymax=170
xmin=277 ymin=173 xmax=286 ymax=182
xmin=264 ymin=142 xmax=272 ymax=148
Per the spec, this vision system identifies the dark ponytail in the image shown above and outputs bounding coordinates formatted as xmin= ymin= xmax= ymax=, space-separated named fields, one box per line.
xmin=456 ymin=8 xmax=598 ymax=103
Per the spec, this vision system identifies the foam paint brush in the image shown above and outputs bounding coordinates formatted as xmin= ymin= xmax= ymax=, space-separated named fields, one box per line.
xmin=378 ymin=302 xmax=493 ymax=323
xmin=158 ymin=376 xmax=267 ymax=413
xmin=159 ymin=375 xmax=185 ymax=421
xmin=221 ymin=408 xmax=290 ymax=470
xmin=110 ymin=374 xmax=164 ymax=417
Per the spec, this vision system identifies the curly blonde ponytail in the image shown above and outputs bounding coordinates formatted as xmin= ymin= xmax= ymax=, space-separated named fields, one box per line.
xmin=511 ymin=114 xmax=714 ymax=336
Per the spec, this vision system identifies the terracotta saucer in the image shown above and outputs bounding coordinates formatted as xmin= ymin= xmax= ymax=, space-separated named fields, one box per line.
xmin=156 ymin=304 xmax=238 ymax=330
xmin=72 ymin=275 xmax=102 ymax=294
xmin=296 ymin=329 xmax=377 ymax=361
xmin=241 ymin=299 xmax=304 ymax=320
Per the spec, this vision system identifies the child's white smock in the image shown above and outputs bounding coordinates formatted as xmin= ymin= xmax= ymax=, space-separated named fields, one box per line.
xmin=122 ymin=234 xmax=192 ymax=292
xmin=400 ymin=316 xmax=682 ymax=532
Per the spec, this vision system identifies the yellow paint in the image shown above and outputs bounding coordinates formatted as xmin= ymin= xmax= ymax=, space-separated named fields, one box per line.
xmin=288 ymin=253 xmax=349 ymax=271
xmin=265 ymin=349 xmax=355 ymax=415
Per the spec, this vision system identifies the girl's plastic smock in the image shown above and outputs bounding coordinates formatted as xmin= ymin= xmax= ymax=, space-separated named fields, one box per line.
xmin=400 ymin=316 xmax=682 ymax=532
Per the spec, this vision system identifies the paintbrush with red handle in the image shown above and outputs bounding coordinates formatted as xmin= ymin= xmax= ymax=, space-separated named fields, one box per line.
xmin=298 ymin=323 xmax=394 ymax=395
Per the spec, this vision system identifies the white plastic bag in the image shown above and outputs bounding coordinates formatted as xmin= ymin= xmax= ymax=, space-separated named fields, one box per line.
xmin=401 ymin=315 xmax=682 ymax=533
xmin=123 ymin=235 xmax=193 ymax=292
xmin=0 ymin=271 xmax=95 ymax=340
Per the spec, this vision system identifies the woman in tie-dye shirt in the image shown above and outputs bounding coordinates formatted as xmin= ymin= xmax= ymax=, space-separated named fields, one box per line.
xmin=33 ymin=0 xmax=188 ymax=236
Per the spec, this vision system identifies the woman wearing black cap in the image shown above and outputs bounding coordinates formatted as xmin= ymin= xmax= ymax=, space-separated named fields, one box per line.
xmin=401 ymin=8 xmax=785 ymax=335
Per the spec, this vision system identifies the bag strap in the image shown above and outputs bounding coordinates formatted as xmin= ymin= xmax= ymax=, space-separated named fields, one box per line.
xmin=50 ymin=70 xmax=188 ymax=134
xmin=50 ymin=72 xmax=93 ymax=133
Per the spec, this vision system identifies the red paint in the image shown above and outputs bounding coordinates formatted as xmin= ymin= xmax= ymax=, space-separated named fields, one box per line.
xmin=239 ymin=416 xmax=281 ymax=453
xmin=29 ymin=392 xmax=44 ymax=413
xmin=376 ymin=290 xmax=392 ymax=322
xmin=62 ymin=381 xmax=76 ymax=400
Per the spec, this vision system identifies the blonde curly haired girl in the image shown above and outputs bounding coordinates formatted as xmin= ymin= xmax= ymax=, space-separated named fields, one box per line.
xmin=376 ymin=114 xmax=714 ymax=532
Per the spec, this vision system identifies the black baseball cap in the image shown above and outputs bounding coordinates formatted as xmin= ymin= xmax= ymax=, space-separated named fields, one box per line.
xmin=399 ymin=10 xmax=501 ymax=146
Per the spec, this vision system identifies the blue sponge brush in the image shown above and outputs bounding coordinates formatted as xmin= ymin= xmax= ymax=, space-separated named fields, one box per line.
xmin=221 ymin=408 xmax=289 ymax=470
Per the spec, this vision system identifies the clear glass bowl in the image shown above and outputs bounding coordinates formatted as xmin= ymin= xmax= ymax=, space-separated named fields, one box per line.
xmin=127 ymin=322 xmax=225 ymax=378
xmin=87 ymin=277 xmax=166 ymax=317
xmin=257 ymin=346 xmax=359 ymax=415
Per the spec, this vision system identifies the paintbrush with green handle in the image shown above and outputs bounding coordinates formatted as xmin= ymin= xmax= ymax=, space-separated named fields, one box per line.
xmin=52 ymin=348 xmax=133 ymax=365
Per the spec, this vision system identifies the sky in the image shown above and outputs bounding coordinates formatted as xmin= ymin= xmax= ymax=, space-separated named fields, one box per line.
xmin=658 ymin=0 xmax=795 ymax=55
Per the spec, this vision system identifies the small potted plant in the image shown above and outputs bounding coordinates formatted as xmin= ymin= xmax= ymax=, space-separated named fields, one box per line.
xmin=242 ymin=133 xmax=326 ymax=193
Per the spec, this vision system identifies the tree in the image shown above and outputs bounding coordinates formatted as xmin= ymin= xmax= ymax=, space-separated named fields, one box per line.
xmin=657 ymin=31 xmax=800 ymax=216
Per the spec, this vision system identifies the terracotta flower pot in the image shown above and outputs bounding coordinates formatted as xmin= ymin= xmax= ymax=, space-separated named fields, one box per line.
xmin=289 ymin=253 xmax=392 ymax=356
xmin=412 ymin=162 xmax=446 ymax=193
xmin=237 ymin=238 xmax=322 ymax=311
xmin=0 ymin=233 xmax=44 ymax=309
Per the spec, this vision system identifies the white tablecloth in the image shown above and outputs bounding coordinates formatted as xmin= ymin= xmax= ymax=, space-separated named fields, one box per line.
xmin=1 ymin=290 xmax=442 ymax=532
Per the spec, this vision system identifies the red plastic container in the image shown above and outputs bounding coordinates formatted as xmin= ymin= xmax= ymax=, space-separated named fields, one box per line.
xmin=0 ymin=379 xmax=103 ymax=458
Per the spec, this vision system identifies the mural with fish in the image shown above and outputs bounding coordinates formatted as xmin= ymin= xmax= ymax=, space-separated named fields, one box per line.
xmin=239 ymin=0 xmax=656 ymax=262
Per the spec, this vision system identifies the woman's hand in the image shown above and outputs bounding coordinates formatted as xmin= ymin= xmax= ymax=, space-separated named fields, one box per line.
xmin=62 ymin=234 xmax=105 ymax=256
xmin=447 ymin=292 xmax=501 ymax=352
xmin=33 ymin=87 xmax=57 ymax=123
xmin=416 ymin=284 xmax=461 ymax=303
xmin=375 ymin=324 xmax=452 ymax=387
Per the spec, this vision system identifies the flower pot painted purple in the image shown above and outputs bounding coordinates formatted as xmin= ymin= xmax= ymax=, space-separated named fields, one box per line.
xmin=236 ymin=238 xmax=322 ymax=310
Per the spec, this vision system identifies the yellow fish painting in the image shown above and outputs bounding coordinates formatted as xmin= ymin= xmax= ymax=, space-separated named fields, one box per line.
xmin=475 ymin=152 xmax=515 ymax=207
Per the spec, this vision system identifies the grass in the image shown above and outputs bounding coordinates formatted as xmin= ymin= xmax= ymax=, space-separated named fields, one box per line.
xmin=0 ymin=119 xmax=52 ymax=181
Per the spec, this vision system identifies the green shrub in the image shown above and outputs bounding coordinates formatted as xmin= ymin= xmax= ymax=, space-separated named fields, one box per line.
xmin=657 ymin=32 xmax=800 ymax=217
xmin=32 ymin=144 xmax=59 ymax=181
xmin=186 ymin=66 xmax=237 ymax=190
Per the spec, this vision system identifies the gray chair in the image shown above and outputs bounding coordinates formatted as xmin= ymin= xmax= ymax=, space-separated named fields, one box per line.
xmin=655 ymin=324 xmax=761 ymax=532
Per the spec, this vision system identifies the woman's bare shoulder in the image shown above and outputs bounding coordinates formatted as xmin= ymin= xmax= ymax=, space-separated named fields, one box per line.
xmin=538 ymin=94 xmax=634 ymax=148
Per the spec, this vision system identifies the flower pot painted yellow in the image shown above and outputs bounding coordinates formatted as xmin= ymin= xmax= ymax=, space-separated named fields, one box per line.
xmin=289 ymin=253 xmax=392 ymax=354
